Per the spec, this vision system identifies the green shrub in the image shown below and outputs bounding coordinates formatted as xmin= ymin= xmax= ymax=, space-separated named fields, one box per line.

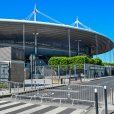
xmin=89 ymin=58 xmax=102 ymax=65
xmin=48 ymin=56 xmax=102 ymax=66
xmin=0 ymin=83 xmax=8 ymax=88
xmin=103 ymin=62 xmax=114 ymax=66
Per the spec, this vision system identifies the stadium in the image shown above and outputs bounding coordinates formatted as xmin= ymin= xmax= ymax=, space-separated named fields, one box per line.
xmin=0 ymin=5 xmax=113 ymax=82
xmin=0 ymin=5 xmax=113 ymax=63
xmin=0 ymin=19 xmax=113 ymax=60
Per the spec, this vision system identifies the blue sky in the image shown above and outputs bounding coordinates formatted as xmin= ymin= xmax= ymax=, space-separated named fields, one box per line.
xmin=0 ymin=0 xmax=113 ymax=62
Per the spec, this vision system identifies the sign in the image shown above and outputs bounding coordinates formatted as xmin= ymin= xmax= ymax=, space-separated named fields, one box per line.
xmin=29 ymin=54 xmax=35 ymax=61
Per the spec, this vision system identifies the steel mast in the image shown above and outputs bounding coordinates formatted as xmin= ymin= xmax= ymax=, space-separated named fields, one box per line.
xmin=33 ymin=4 xmax=38 ymax=22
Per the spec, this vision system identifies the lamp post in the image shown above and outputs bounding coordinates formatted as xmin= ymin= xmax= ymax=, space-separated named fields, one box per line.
xmin=33 ymin=33 xmax=39 ymax=56
xmin=95 ymin=35 xmax=98 ymax=58
xmin=83 ymin=57 xmax=86 ymax=82
xmin=75 ymin=40 xmax=81 ymax=56
xmin=29 ymin=54 xmax=35 ymax=89
xmin=23 ymin=24 xmax=26 ymax=87
xmin=68 ymin=29 xmax=71 ymax=57
xmin=33 ymin=32 xmax=39 ymax=76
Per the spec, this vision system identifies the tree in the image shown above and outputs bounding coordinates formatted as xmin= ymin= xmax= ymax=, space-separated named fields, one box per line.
xmin=90 ymin=58 xmax=102 ymax=65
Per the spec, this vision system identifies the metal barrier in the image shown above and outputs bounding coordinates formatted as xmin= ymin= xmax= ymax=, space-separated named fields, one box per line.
xmin=2 ymin=80 xmax=114 ymax=106
xmin=0 ymin=81 xmax=9 ymax=95
xmin=0 ymin=81 xmax=26 ymax=95
xmin=12 ymin=84 xmax=104 ymax=105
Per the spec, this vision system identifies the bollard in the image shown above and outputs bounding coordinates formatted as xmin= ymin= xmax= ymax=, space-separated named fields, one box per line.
xmin=94 ymin=88 xmax=99 ymax=114
xmin=61 ymin=78 xmax=63 ymax=84
xmin=104 ymin=86 xmax=108 ymax=114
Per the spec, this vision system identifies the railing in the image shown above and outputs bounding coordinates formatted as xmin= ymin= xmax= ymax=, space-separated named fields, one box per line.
xmin=0 ymin=80 xmax=58 ymax=96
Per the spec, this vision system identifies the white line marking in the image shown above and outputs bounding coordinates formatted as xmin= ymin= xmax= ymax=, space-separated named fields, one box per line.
xmin=17 ymin=105 xmax=50 ymax=114
xmin=44 ymin=107 xmax=67 ymax=114
xmin=0 ymin=103 xmax=33 ymax=114
xmin=0 ymin=102 xmax=20 ymax=108
xmin=70 ymin=109 xmax=83 ymax=114
xmin=0 ymin=100 xmax=8 ymax=104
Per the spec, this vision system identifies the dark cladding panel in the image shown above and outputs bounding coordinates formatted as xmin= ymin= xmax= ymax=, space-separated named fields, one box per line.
xmin=11 ymin=48 xmax=24 ymax=61
xmin=11 ymin=61 xmax=24 ymax=82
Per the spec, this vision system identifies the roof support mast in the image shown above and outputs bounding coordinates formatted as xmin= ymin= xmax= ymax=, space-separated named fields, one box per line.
xmin=75 ymin=17 xmax=79 ymax=28
xmin=25 ymin=4 xmax=63 ymax=24
xmin=72 ymin=17 xmax=93 ymax=31
xmin=33 ymin=4 xmax=38 ymax=22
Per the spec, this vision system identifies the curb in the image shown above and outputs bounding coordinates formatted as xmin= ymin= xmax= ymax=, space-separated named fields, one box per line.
xmin=81 ymin=76 xmax=113 ymax=84
xmin=89 ymin=76 xmax=112 ymax=81
xmin=82 ymin=106 xmax=94 ymax=114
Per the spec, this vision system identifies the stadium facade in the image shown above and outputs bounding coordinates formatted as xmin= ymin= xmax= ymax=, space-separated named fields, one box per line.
xmin=0 ymin=19 xmax=113 ymax=61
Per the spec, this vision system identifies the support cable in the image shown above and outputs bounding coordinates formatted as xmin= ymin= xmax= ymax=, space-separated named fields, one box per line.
xmin=71 ymin=17 xmax=95 ymax=32
xmin=38 ymin=10 xmax=63 ymax=24
xmin=24 ymin=4 xmax=63 ymax=24
xmin=25 ymin=12 xmax=33 ymax=20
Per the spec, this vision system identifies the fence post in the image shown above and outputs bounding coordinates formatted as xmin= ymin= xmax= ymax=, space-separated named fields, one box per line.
xmin=84 ymin=63 xmax=86 ymax=82
xmin=110 ymin=88 xmax=113 ymax=105
xmin=44 ymin=79 xmax=45 ymax=89
xmin=58 ymin=65 xmax=60 ymax=79
xmin=94 ymin=88 xmax=99 ymax=114
xmin=104 ymin=86 xmax=108 ymax=114
xmin=69 ymin=69 xmax=71 ymax=84
xmin=34 ymin=81 xmax=36 ymax=89
xmin=18 ymin=83 xmax=19 ymax=93
xmin=23 ymin=82 xmax=25 ymax=91
xmin=9 ymin=82 xmax=11 ymax=93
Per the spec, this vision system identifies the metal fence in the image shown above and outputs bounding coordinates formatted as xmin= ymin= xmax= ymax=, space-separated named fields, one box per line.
xmin=10 ymin=83 xmax=104 ymax=105
xmin=31 ymin=64 xmax=113 ymax=81
xmin=0 ymin=81 xmax=24 ymax=95
xmin=0 ymin=80 xmax=54 ymax=96
xmin=2 ymin=80 xmax=114 ymax=106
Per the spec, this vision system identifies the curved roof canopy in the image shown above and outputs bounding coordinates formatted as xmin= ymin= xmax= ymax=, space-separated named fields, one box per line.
xmin=0 ymin=19 xmax=113 ymax=56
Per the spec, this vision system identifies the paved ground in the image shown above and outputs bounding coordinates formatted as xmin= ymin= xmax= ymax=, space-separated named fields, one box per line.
xmin=86 ymin=105 xmax=114 ymax=114
xmin=82 ymin=76 xmax=114 ymax=87
xmin=1 ymin=76 xmax=114 ymax=114
xmin=0 ymin=99 xmax=87 ymax=114
xmin=20 ymin=76 xmax=114 ymax=106
xmin=82 ymin=76 xmax=114 ymax=114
